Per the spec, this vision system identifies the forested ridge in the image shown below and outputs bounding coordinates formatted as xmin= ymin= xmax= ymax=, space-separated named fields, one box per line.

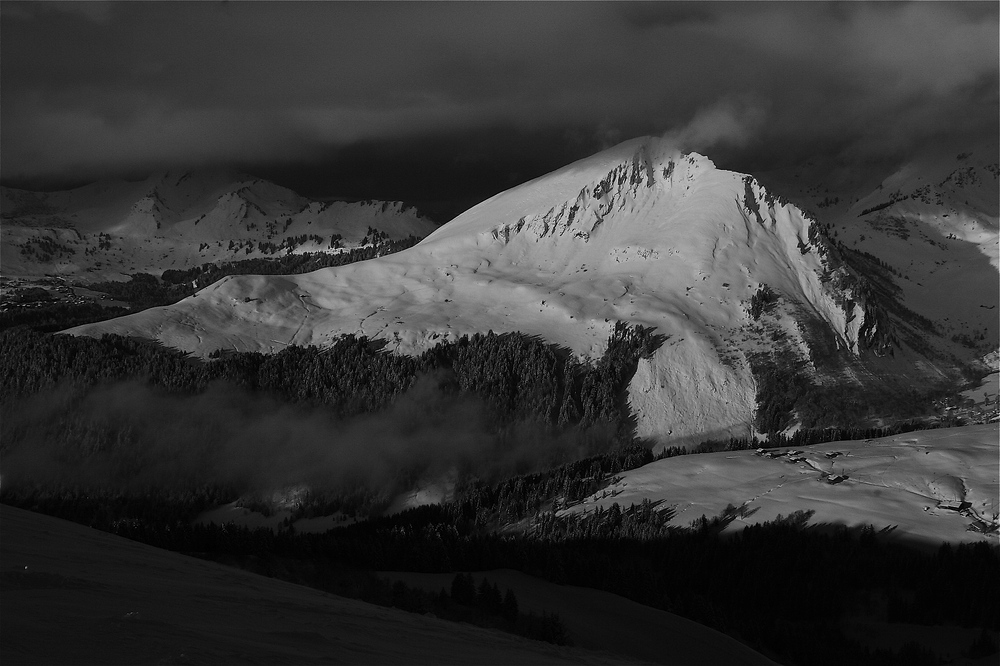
xmin=0 ymin=322 xmax=658 ymax=426
xmin=2 ymin=322 xmax=997 ymax=665
xmin=0 ymin=323 xmax=662 ymax=509
xmin=0 ymin=322 xmax=656 ymax=650
xmin=747 ymin=347 xmax=950 ymax=433
xmin=0 ymin=323 xmax=953 ymax=514
xmin=0 ymin=301 xmax=133 ymax=334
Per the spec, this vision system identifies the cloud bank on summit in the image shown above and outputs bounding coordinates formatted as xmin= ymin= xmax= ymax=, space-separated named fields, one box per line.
xmin=2 ymin=1 xmax=996 ymax=216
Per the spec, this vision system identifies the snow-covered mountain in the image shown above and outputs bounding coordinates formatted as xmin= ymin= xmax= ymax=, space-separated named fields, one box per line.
xmin=1 ymin=169 xmax=437 ymax=278
xmin=845 ymin=152 xmax=998 ymax=360
xmin=67 ymin=137 xmax=995 ymax=444
xmin=770 ymin=148 xmax=999 ymax=367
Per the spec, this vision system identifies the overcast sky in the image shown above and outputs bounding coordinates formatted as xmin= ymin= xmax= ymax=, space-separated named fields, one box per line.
xmin=2 ymin=1 xmax=997 ymax=219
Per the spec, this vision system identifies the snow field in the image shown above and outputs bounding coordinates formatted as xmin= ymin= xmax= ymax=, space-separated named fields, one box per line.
xmin=563 ymin=424 xmax=999 ymax=545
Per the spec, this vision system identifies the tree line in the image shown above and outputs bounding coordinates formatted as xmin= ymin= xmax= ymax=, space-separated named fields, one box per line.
xmin=1 ymin=321 xmax=953 ymax=524
xmin=747 ymin=345 xmax=949 ymax=434
xmin=0 ymin=324 xmax=664 ymax=513
xmin=0 ymin=323 xmax=659 ymax=430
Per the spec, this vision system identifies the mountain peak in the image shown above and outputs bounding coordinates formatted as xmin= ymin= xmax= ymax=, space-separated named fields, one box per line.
xmin=557 ymin=135 xmax=718 ymax=190
xmin=65 ymin=136 xmax=984 ymax=444
xmin=632 ymin=135 xmax=715 ymax=171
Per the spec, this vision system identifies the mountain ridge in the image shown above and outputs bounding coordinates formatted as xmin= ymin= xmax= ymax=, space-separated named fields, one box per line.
xmin=65 ymin=136 xmax=994 ymax=444
xmin=1 ymin=169 xmax=438 ymax=279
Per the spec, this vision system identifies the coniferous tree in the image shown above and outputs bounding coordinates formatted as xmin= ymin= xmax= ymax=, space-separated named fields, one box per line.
xmin=450 ymin=572 xmax=475 ymax=605
xmin=502 ymin=588 xmax=519 ymax=623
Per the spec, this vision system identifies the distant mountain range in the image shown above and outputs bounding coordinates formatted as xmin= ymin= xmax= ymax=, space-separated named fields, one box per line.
xmin=62 ymin=137 xmax=999 ymax=445
xmin=1 ymin=169 xmax=437 ymax=278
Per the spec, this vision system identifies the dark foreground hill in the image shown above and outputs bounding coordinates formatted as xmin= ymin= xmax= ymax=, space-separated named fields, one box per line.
xmin=0 ymin=505 xmax=642 ymax=665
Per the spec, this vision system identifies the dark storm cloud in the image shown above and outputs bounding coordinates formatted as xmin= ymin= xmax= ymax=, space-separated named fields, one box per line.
xmin=1 ymin=1 xmax=996 ymax=207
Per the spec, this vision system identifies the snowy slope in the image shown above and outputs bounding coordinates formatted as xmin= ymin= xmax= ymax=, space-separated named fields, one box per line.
xmin=778 ymin=148 xmax=999 ymax=368
xmin=68 ymin=137 xmax=979 ymax=443
xmin=563 ymin=424 xmax=1000 ymax=545
xmin=846 ymin=151 xmax=999 ymax=366
xmin=1 ymin=170 xmax=437 ymax=279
